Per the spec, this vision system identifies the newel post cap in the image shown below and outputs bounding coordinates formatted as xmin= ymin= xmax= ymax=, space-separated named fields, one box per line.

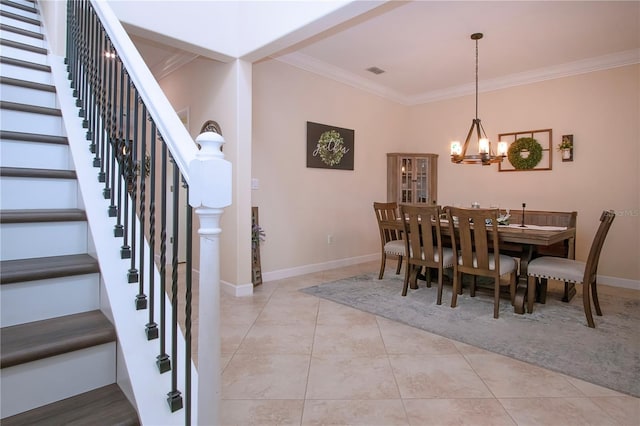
xmin=189 ymin=132 xmax=232 ymax=208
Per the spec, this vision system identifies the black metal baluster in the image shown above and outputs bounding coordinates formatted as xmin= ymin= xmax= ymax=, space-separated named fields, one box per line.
xmin=167 ymin=161 xmax=183 ymax=413
xmin=114 ymin=62 xmax=125 ymax=238
xmin=136 ymin=103 xmax=148 ymax=310
xmin=146 ymin=121 xmax=158 ymax=339
xmin=120 ymin=72 xmax=132 ymax=259
xmin=127 ymin=88 xmax=139 ymax=282
xmin=97 ymin=25 xmax=108 ymax=184
xmin=184 ymin=182 xmax=193 ymax=425
xmin=157 ymin=142 xmax=170 ymax=373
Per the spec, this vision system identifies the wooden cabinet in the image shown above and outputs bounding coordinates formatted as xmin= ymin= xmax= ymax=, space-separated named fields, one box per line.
xmin=387 ymin=153 xmax=438 ymax=205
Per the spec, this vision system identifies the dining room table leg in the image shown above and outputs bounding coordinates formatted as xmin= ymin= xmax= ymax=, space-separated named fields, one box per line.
xmin=512 ymin=244 xmax=536 ymax=314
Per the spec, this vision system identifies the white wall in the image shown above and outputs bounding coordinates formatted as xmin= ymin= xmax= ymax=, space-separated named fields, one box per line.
xmin=252 ymin=59 xmax=409 ymax=275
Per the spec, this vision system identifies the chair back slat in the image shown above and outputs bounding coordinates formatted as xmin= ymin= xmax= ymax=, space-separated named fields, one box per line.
xmin=583 ymin=210 xmax=616 ymax=284
xmin=374 ymin=202 xmax=402 ymax=245
xmin=447 ymin=207 xmax=500 ymax=275
xmin=400 ymin=204 xmax=441 ymax=265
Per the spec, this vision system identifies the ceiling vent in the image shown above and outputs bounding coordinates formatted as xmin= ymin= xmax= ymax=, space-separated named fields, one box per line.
xmin=366 ymin=66 xmax=385 ymax=75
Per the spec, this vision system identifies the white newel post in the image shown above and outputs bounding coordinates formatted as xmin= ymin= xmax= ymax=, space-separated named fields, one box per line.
xmin=189 ymin=131 xmax=231 ymax=425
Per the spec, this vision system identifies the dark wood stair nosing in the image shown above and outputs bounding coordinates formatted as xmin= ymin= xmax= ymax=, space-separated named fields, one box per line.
xmin=0 ymin=167 xmax=76 ymax=180
xmin=0 ymin=76 xmax=56 ymax=92
xmin=0 ymin=383 xmax=140 ymax=426
xmin=0 ymin=101 xmax=61 ymax=116
xmin=1 ymin=208 xmax=87 ymax=224
xmin=0 ymin=130 xmax=68 ymax=145
xmin=0 ymin=38 xmax=47 ymax=55
xmin=0 ymin=253 xmax=100 ymax=285
xmin=0 ymin=56 xmax=50 ymax=72
xmin=0 ymin=310 xmax=116 ymax=368
xmin=0 ymin=22 xmax=44 ymax=40
xmin=0 ymin=0 xmax=38 ymax=15
xmin=0 ymin=9 xmax=40 ymax=27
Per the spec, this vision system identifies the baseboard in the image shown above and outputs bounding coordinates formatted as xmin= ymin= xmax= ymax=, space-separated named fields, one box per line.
xmin=598 ymin=274 xmax=640 ymax=291
xmin=221 ymin=280 xmax=254 ymax=297
xmin=261 ymin=254 xmax=378 ymax=283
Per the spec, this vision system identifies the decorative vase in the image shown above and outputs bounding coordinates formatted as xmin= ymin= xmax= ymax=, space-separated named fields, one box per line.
xmin=562 ymin=148 xmax=571 ymax=160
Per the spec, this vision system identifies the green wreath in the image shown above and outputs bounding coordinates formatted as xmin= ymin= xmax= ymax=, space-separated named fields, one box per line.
xmin=508 ymin=137 xmax=542 ymax=170
xmin=317 ymin=130 xmax=345 ymax=166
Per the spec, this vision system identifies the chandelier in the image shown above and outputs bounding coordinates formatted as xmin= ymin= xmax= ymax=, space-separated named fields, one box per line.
xmin=450 ymin=33 xmax=507 ymax=165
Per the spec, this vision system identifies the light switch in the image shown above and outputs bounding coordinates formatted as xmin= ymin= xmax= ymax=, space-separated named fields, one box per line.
xmin=251 ymin=178 xmax=259 ymax=190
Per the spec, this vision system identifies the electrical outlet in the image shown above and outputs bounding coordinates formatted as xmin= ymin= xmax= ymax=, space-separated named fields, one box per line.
xmin=327 ymin=234 xmax=333 ymax=244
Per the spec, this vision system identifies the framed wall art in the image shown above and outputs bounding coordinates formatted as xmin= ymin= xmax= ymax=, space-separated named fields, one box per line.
xmin=306 ymin=121 xmax=354 ymax=170
xmin=498 ymin=128 xmax=552 ymax=172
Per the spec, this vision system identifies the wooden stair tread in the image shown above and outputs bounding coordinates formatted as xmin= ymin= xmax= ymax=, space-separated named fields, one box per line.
xmin=0 ymin=55 xmax=50 ymax=72
xmin=0 ymin=166 xmax=76 ymax=179
xmin=0 ymin=76 xmax=56 ymax=92
xmin=0 ymin=130 xmax=68 ymax=145
xmin=0 ymin=22 xmax=44 ymax=40
xmin=1 ymin=383 xmax=139 ymax=426
xmin=0 ymin=38 xmax=47 ymax=55
xmin=0 ymin=100 xmax=61 ymax=116
xmin=1 ymin=310 xmax=116 ymax=368
xmin=0 ymin=253 xmax=99 ymax=284
xmin=1 ymin=208 xmax=86 ymax=223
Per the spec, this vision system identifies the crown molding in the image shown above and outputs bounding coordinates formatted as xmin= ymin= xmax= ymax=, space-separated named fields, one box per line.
xmin=277 ymin=48 xmax=640 ymax=106
xmin=151 ymin=51 xmax=199 ymax=81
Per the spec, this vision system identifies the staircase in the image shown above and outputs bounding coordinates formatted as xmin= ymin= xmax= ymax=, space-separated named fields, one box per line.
xmin=0 ymin=0 xmax=138 ymax=423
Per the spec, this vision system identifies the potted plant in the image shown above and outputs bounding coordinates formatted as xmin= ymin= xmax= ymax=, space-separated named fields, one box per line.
xmin=557 ymin=136 xmax=573 ymax=160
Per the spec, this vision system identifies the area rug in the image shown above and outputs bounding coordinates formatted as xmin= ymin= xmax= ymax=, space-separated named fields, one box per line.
xmin=301 ymin=273 xmax=640 ymax=397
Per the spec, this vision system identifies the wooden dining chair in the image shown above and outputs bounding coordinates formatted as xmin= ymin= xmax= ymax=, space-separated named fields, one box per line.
xmin=445 ymin=207 xmax=518 ymax=318
xmin=400 ymin=204 xmax=455 ymax=304
xmin=373 ymin=202 xmax=405 ymax=279
xmin=527 ymin=210 xmax=616 ymax=328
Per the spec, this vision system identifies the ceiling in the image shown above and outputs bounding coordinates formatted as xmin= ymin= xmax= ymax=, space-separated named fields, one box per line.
xmin=132 ymin=1 xmax=640 ymax=106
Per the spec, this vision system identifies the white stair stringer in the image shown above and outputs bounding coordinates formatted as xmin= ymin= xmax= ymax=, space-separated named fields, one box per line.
xmin=50 ymin=53 xmax=199 ymax=425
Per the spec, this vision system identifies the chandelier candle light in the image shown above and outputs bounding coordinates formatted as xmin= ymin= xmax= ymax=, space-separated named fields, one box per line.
xmin=450 ymin=33 xmax=508 ymax=165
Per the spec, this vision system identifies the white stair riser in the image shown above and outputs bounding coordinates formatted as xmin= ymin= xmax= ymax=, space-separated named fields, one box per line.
xmin=1 ymin=273 xmax=100 ymax=326
xmin=0 ymin=45 xmax=47 ymax=65
xmin=0 ymin=139 xmax=71 ymax=170
xmin=5 ymin=0 xmax=38 ymax=9
xmin=0 ymin=343 xmax=116 ymax=418
xmin=0 ymin=16 xmax=42 ymax=35
xmin=0 ymin=62 xmax=52 ymax=85
xmin=2 ymin=4 xmax=39 ymax=22
xmin=0 ymin=83 xmax=57 ymax=109
xmin=0 ymin=109 xmax=64 ymax=136
xmin=0 ymin=29 xmax=46 ymax=49
xmin=0 ymin=177 xmax=78 ymax=209
xmin=1 ymin=221 xmax=88 ymax=260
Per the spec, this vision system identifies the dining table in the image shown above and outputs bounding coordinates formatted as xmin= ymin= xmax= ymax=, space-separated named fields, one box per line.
xmin=395 ymin=216 xmax=577 ymax=314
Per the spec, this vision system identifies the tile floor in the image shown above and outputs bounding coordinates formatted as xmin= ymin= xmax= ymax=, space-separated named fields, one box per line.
xmin=214 ymin=261 xmax=639 ymax=425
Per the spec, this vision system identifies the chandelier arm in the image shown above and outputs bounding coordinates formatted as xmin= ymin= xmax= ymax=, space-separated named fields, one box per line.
xmin=460 ymin=120 xmax=477 ymax=158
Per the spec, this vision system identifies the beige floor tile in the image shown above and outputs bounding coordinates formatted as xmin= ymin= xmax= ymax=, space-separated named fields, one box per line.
xmin=222 ymin=353 xmax=310 ymax=399
xmin=590 ymin=396 xmax=640 ymax=425
xmin=317 ymin=299 xmax=378 ymax=326
xmin=237 ymin=323 xmax=315 ymax=355
xmin=499 ymin=397 xmax=618 ymax=425
xmin=403 ymin=398 xmax=516 ymax=426
xmin=221 ymin=303 xmax=264 ymax=326
xmin=313 ymin=323 xmax=386 ymax=356
xmin=388 ymin=354 xmax=492 ymax=398
xmin=376 ymin=316 xmax=460 ymax=355
xmin=465 ymin=353 xmax=583 ymax=398
xmin=220 ymin=399 xmax=304 ymax=425
xmin=301 ymin=400 xmax=409 ymax=425
xmin=306 ymin=354 xmax=400 ymax=399
xmin=255 ymin=298 xmax=319 ymax=325
xmin=220 ymin=322 xmax=253 ymax=353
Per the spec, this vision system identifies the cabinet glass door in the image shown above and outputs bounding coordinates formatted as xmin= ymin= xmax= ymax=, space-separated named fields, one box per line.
xmin=401 ymin=157 xmax=413 ymax=203
xmin=415 ymin=158 xmax=429 ymax=203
